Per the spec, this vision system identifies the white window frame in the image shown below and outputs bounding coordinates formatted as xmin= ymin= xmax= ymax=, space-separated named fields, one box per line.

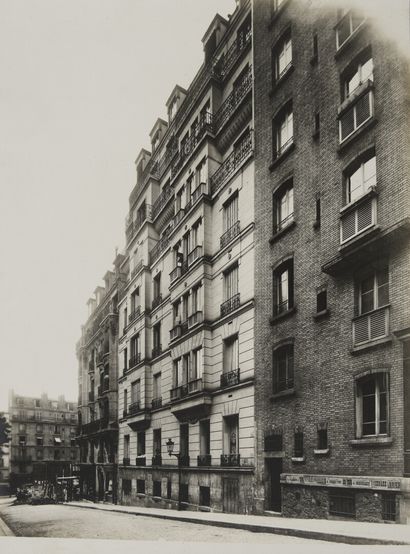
xmin=336 ymin=11 xmax=366 ymax=50
xmin=346 ymin=155 xmax=376 ymax=204
xmin=276 ymin=186 xmax=294 ymax=230
xmin=339 ymin=90 xmax=373 ymax=143
xmin=355 ymin=372 xmax=389 ymax=438
xmin=275 ymin=108 xmax=293 ymax=156
xmin=276 ymin=35 xmax=292 ymax=80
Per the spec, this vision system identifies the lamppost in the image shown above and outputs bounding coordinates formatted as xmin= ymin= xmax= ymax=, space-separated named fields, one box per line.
xmin=166 ymin=438 xmax=181 ymax=511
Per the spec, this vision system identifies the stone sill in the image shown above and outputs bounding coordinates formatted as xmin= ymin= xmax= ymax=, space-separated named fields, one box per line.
xmin=136 ymin=493 xmax=146 ymax=498
xmin=270 ymin=388 xmax=295 ymax=401
xmin=313 ymin=309 xmax=330 ymax=321
xmin=291 ymin=457 xmax=305 ymax=463
xmin=350 ymin=336 xmax=392 ymax=355
xmin=270 ymin=306 xmax=296 ymax=325
xmin=269 ymin=220 xmax=296 ymax=244
xmin=349 ymin=437 xmax=393 ymax=447
xmin=269 ymin=142 xmax=295 ymax=171
xmin=314 ymin=448 xmax=330 ymax=456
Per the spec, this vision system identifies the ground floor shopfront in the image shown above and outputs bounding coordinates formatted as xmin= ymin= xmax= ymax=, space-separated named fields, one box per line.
xmin=79 ymin=463 xmax=117 ymax=503
xmin=118 ymin=465 xmax=255 ymax=514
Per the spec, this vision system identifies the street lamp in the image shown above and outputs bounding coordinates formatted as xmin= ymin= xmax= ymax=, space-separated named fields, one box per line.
xmin=166 ymin=438 xmax=181 ymax=511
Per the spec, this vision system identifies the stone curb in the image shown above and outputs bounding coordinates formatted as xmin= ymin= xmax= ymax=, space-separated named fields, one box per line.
xmin=62 ymin=503 xmax=409 ymax=545
xmin=0 ymin=513 xmax=15 ymax=537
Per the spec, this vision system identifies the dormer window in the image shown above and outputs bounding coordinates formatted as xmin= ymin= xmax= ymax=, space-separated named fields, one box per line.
xmin=169 ymin=98 xmax=178 ymax=122
xmin=152 ymin=133 xmax=160 ymax=152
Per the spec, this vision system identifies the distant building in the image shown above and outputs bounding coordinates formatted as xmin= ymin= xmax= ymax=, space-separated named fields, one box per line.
xmin=0 ymin=412 xmax=10 ymax=484
xmin=8 ymin=390 xmax=78 ymax=490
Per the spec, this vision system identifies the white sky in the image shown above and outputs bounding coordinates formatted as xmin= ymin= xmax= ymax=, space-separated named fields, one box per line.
xmin=0 ymin=0 xmax=236 ymax=412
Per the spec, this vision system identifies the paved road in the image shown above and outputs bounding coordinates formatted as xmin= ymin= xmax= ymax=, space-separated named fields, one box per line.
xmin=0 ymin=499 xmax=341 ymax=544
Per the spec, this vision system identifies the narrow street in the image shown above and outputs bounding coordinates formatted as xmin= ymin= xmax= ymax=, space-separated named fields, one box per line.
xmin=0 ymin=499 xmax=340 ymax=545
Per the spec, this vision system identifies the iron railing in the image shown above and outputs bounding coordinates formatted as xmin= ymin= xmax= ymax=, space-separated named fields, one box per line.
xmin=187 ymin=245 xmax=203 ymax=266
xmin=197 ymin=454 xmax=212 ymax=467
xmin=129 ymin=353 xmax=141 ymax=369
xmin=152 ymin=397 xmax=162 ymax=409
xmin=220 ymin=293 xmax=240 ymax=316
xmin=152 ymin=185 xmax=174 ymax=220
xmin=220 ymin=368 xmax=240 ymax=388
xmin=220 ymin=221 xmax=241 ymax=248
xmin=210 ymin=133 xmax=252 ymax=195
xmin=220 ymin=454 xmax=240 ymax=467
xmin=149 ymin=234 xmax=170 ymax=265
xmin=188 ymin=311 xmax=203 ymax=328
xmin=128 ymin=306 xmax=141 ymax=324
xmin=151 ymin=294 xmax=163 ymax=311
xmin=213 ymin=29 xmax=252 ymax=80
xmin=129 ymin=401 xmax=141 ymax=415
xmin=152 ymin=345 xmax=162 ymax=359
xmin=170 ymin=378 xmax=203 ymax=401
xmin=213 ymin=66 xmax=252 ymax=131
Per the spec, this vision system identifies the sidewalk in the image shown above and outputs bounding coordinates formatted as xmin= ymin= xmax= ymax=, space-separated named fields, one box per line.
xmin=64 ymin=500 xmax=410 ymax=545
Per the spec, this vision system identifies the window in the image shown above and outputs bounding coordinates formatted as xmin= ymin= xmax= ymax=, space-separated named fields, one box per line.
xmin=124 ymin=434 xmax=130 ymax=458
xmin=224 ymin=264 xmax=238 ymax=301
xmin=153 ymin=428 xmax=161 ymax=456
xmin=173 ymin=358 xmax=183 ymax=387
xmin=35 ymin=399 xmax=40 ymax=408
xmin=191 ymin=219 xmax=202 ymax=249
xmin=345 ymin=154 xmax=376 ymax=204
xmin=223 ymin=335 xmax=239 ymax=374
xmin=54 ymin=450 xmax=60 ymax=460
xmin=336 ymin=10 xmax=365 ymax=49
xmin=180 ymin=424 xmax=189 ymax=459
xmin=273 ymin=344 xmax=294 ymax=393
xmin=200 ymin=420 xmax=210 ymax=456
xmin=312 ymin=33 xmax=318 ymax=62
xmin=356 ymin=267 xmax=389 ymax=316
xmin=131 ymin=380 xmax=141 ymax=406
xmin=152 ymin=323 xmax=161 ymax=355
xmin=130 ymin=333 xmax=140 ymax=364
xmin=191 ymin=348 xmax=203 ymax=381
xmin=273 ymin=104 xmax=293 ymax=159
xmin=196 ymin=158 xmax=206 ymax=187
xmin=131 ymin=288 xmax=140 ymax=314
xmin=264 ymin=431 xmax=283 ymax=452
xmin=153 ymin=480 xmax=162 ymax=497
xmin=137 ymin=479 xmax=145 ymax=494
xmin=273 ymin=182 xmax=294 ymax=233
xmin=191 ymin=284 xmax=202 ymax=316
xmin=167 ymin=480 xmax=172 ymax=499
xmin=382 ymin=494 xmax=396 ymax=521
xmin=314 ymin=197 xmax=321 ymax=227
xmin=293 ymin=430 xmax=304 ymax=458
xmin=273 ymin=31 xmax=292 ymax=81
xmin=222 ymin=193 xmax=239 ymax=243
xmin=316 ymin=289 xmax=327 ymax=313
xmin=273 ymin=259 xmax=294 ymax=315
xmin=36 ymin=436 xmax=43 ymax=446
xmin=123 ymin=389 xmax=128 ymax=414
xmin=70 ymin=450 xmax=76 ymax=460
xmin=317 ymin=424 xmax=328 ymax=450
xmin=199 ymin=486 xmax=211 ymax=507
xmin=122 ymin=479 xmax=132 ymax=496
xmin=70 ymin=438 xmax=76 ymax=447
xmin=329 ymin=490 xmax=356 ymax=517
xmin=169 ymin=98 xmax=178 ymax=121
xmin=123 ymin=348 xmax=128 ymax=372
xmin=223 ymin=415 xmax=239 ymax=455
xmin=343 ymin=51 xmax=373 ymax=99
xmin=314 ymin=112 xmax=320 ymax=136
xmin=19 ymin=436 xmax=26 ymax=446
xmin=179 ymin=483 xmax=189 ymax=503
xmin=137 ymin=431 xmax=146 ymax=456
xmin=36 ymin=449 xmax=43 ymax=460
xmin=153 ymin=272 xmax=161 ymax=300
xmin=153 ymin=373 xmax=161 ymax=401
xmin=19 ymin=423 xmax=26 ymax=432
xmin=355 ymin=372 xmax=388 ymax=438
xmin=339 ymin=90 xmax=373 ymax=142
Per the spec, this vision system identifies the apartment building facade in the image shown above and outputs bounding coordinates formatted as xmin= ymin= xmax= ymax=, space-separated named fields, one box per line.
xmin=117 ymin=0 xmax=256 ymax=513
xmin=8 ymin=391 xmax=78 ymax=490
xmin=0 ymin=413 xmax=10 ymax=484
xmin=76 ymin=254 xmax=127 ymax=503
xmin=253 ymin=0 xmax=410 ymax=523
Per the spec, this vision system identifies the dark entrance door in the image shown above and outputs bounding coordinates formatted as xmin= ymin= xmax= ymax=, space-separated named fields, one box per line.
xmin=223 ymin=477 xmax=239 ymax=513
xmin=267 ymin=458 xmax=282 ymax=512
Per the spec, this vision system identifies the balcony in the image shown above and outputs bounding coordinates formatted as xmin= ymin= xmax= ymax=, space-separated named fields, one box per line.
xmin=220 ymin=454 xmax=240 ymax=467
xmin=170 ymin=261 xmax=188 ymax=285
xmin=126 ymin=205 xmax=153 ymax=245
xmin=80 ymin=419 xmax=113 ymax=436
xmin=170 ymin=378 xmax=204 ymax=401
xmin=353 ymin=306 xmax=389 ymax=347
xmin=129 ymin=306 xmax=141 ymax=325
xmin=152 ymin=185 xmax=174 ymax=220
xmin=130 ymin=260 xmax=143 ymax=280
xmin=170 ymin=378 xmax=212 ymax=421
xmin=152 ymin=397 xmax=162 ymax=409
xmin=220 ymin=293 xmax=240 ymax=317
xmin=188 ymin=311 xmax=203 ymax=329
xmin=220 ymin=221 xmax=241 ymax=249
xmin=214 ymin=29 xmax=252 ymax=81
xmin=340 ymin=194 xmax=376 ymax=244
xmin=187 ymin=245 xmax=202 ymax=266
xmin=213 ymin=66 xmax=252 ymax=132
xmin=210 ymin=133 xmax=253 ymax=195
xmin=191 ymin=182 xmax=207 ymax=205
xmin=151 ymin=294 xmax=163 ymax=311
xmin=170 ymin=325 xmax=182 ymax=341
xmin=135 ymin=456 xmax=146 ymax=466
xmin=129 ymin=401 xmax=141 ymax=415
xmin=122 ymin=409 xmax=128 ymax=419
xmin=178 ymin=455 xmax=190 ymax=468
xmin=197 ymin=454 xmax=211 ymax=467
xmin=123 ymin=457 xmax=130 ymax=466
xmin=129 ymin=353 xmax=141 ymax=369
xmin=152 ymin=345 xmax=162 ymax=359
xmin=264 ymin=434 xmax=283 ymax=452
xmin=126 ymin=404 xmax=151 ymax=431
xmin=220 ymin=368 xmax=240 ymax=388
xmin=173 ymin=207 xmax=185 ymax=227
xmin=149 ymin=234 xmax=170 ymax=265
xmin=152 ymin=455 xmax=162 ymax=466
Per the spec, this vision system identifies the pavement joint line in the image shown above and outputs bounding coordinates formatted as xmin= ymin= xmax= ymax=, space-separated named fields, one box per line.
xmin=0 ymin=513 xmax=15 ymax=537
xmin=61 ymin=503 xmax=409 ymax=546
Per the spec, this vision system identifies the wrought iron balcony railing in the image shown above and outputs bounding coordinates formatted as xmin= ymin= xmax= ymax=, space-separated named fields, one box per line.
xmin=152 ymin=397 xmax=162 ymax=409
xmin=187 ymin=245 xmax=202 ymax=266
xmin=191 ymin=182 xmax=207 ymax=205
xmin=152 ymin=345 xmax=162 ymax=359
xmin=197 ymin=454 xmax=212 ymax=467
xmin=220 ymin=368 xmax=240 ymax=388
xmin=170 ymin=378 xmax=203 ymax=402
xmin=213 ymin=66 xmax=252 ymax=132
xmin=220 ymin=293 xmax=240 ymax=317
xmin=220 ymin=454 xmax=240 ymax=467
xmin=213 ymin=29 xmax=252 ymax=80
xmin=151 ymin=294 xmax=163 ymax=311
xmin=130 ymin=260 xmax=143 ymax=280
xmin=126 ymin=204 xmax=153 ymax=244
xmin=178 ymin=455 xmax=190 ymax=467
xmin=129 ymin=353 xmax=141 ymax=369
xmin=135 ymin=456 xmax=146 ymax=466
xmin=210 ymin=133 xmax=252 ymax=195
xmin=188 ymin=311 xmax=203 ymax=328
xmin=129 ymin=306 xmax=141 ymax=324
xmin=149 ymin=234 xmax=170 ymax=265
xmin=152 ymin=185 xmax=174 ymax=220
xmin=170 ymin=324 xmax=182 ymax=341
xmin=220 ymin=221 xmax=241 ymax=248
xmin=152 ymin=455 xmax=162 ymax=466
xmin=129 ymin=401 xmax=141 ymax=415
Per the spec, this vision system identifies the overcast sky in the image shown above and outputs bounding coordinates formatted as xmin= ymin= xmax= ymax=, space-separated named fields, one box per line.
xmin=0 ymin=0 xmax=235 ymax=412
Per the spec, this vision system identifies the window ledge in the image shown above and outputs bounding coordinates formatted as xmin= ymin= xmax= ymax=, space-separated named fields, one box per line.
xmin=337 ymin=117 xmax=378 ymax=154
xmin=351 ymin=336 xmax=392 ymax=354
xmin=199 ymin=506 xmax=211 ymax=512
xmin=339 ymin=224 xmax=381 ymax=252
xmin=314 ymin=448 xmax=330 ymax=456
xmin=291 ymin=456 xmax=305 ymax=463
xmin=269 ymin=64 xmax=295 ymax=97
xmin=269 ymin=220 xmax=296 ymax=244
xmin=313 ymin=309 xmax=330 ymax=320
xmin=270 ymin=306 xmax=296 ymax=324
xmin=270 ymin=387 xmax=295 ymax=401
xmin=349 ymin=436 xmax=393 ymax=447
xmin=340 ymin=186 xmax=377 ymax=216
xmin=269 ymin=142 xmax=295 ymax=171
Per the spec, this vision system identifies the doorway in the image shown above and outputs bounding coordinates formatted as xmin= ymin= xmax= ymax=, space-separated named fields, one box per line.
xmin=267 ymin=458 xmax=282 ymax=512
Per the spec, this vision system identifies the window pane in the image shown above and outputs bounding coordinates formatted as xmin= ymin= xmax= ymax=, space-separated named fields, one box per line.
xmin=348 ymin=165 xmax=363 ymax=202
xmin=361 ymin=58 xmax=374 ymax=83
xmin=363 ymin=156 xmax=376 ymax=189
xmin=347 ymin=70 xmax=360 ymax=96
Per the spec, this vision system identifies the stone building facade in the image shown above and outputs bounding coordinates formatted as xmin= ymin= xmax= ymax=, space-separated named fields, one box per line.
xmin=76 ymin=254 xmax=127 ymax=503
xmin=252 ymin=0 xmax=410 ymax=524
xmin=8 ymin=391 xmax=78 ymax=490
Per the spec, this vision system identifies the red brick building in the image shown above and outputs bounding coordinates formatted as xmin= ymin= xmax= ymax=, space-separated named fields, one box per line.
xmin=253 ymin=0 xmax=410 ymax=523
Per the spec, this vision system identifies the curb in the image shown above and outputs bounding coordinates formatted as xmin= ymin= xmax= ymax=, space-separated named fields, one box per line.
xmin=0 ymin=514 xmax=15 ymax=537
xmin=62 ymin=503 xmax=409 ymax=545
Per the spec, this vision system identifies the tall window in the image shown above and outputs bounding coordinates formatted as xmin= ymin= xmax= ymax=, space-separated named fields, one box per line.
xmin=274 ymin=183 xmax=294 ymax=232
xmin=191 ymin=284 xmax=202 ymax=315
xmin=131 ymin=380 xmax=141 ymax=406
xmin=294 ymin=430 xmax=304 ymax=457
xmin=153 ymin=323 xmax=161 ymax=353
xmin=182 ymin=354 xmax=190 ymax=384
xmin=173 ymin=358 xmax=182 ymax=387
xmin=273 ymin=344 xmax=294 ymax=393
xmin=196 ymin=158 xmax=207 ymax=187
xmin=137 ymin=431 xmax=146 ymax=456
xmin=356 ymin=268 xmax=389 ymax=316
xmin=343 ymin=51 xmax=373 ymax=99
xmin=191 ymin=219 xmax=202 ymax=249
xmin=200 ymin=420 xmax=210 ymax=456
xmin=274 ymin=31 xmax=292 ymax=81
xmin=223 ymin=415 xmax=239 ymax=455
xmin=131 ymin=288 xmax=140 ymax=313
xmin=224 ymin=264 xmax=238 ymax=301
xmin=153 ymin=373 xmax=162 ymax=400
xmin=223 ymin=194 xmax=239 ymax=233
xmin=123 ymin=348 xmax=128 ymax=372
xmin=336 ymin=10 xmax=365 ymax=49
xmin=130 ymin=333 xmax=140 ymax=364
xmin=273 ymin=259 xmax=294 ymax=315
xmin=273 ymin=105 xmax=293 ymax=158
xmin=355 ymin=372 xmax=389 ymax=437
xmin=124 ymin=434 xmax=130 ymax=458
xmin=169 ymin=98 xmax=177 ymax=121
xmin=153 ymin=428 xmax=161 ymax=456
xmin=345 ymin=154 xmax=376 ymax=204
xmin=191 ymin=348 xmax=203 ymax=381
xmin=180 ymin=423 xmax=189 ymax=458
xmin=223 ymin=335 xmax=239 ymax=374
